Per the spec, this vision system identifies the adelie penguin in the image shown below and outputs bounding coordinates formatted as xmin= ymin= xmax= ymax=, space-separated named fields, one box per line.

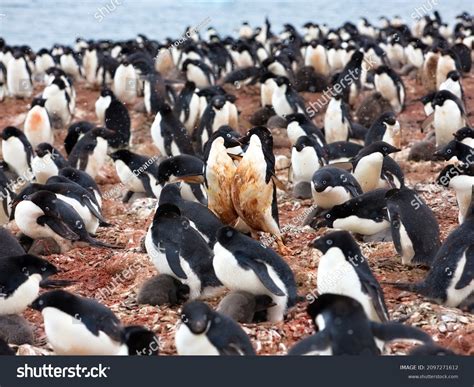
xmin=151 ymin=103 xmax=195 ymax=157
xmin=68 ymin=127 xmax=110 ymax=179
xmin=13 ymin=190 xmax=117 ymax=253
xmin=137 ymin=274 xmax=189 ymax=306
xmin=6 ymin=52 xmax=32 ymax=98
xmin=231 ymin=127 xmax=288 ymax=254
xmin=323 ymin=94 xmax=351 ymax=144
xmin=175 ymin=300 xmax=255 ymax=355
xmin=31 ymin=290 xmax=159 ymax=355
xmin=351 ymin=141 xmax=402 ymax=192
xmin=173 ymin=81 xmax=201 ymax=135
xmin=389 ymin=195 xmax=474 ymax=310
xmin=373 ymin=65 xmax=405 ymax=113
xmin=434 ymin=139 xmax=474 ymax=167
xmin=182 ymin=59 xmax=215 ymax=89
xmin=439 ymin=70 xmax=464 ymax=103
xmin=102 ymin=90 xmax=131 ymax=150
xmin=385 ymin=187 xmax=441 ymax=266
xmin=284 ymin=113 xmax=326 ymax=148
xmin=291 ymin=135 xmax=328 ymax=199
xmin=271 ymin=76 xmax=306 ymax=118
xmin=95 ymin=88 xmax=115 ymax=126
xmin=145 ymin=204 xmax=222 ymax=300
xmin=1 ymin=126 xmax=34 ymax=177
xmin=59 ymin=167 xmax=103 ymax=208
xmin=311 ymin=231 xmax=390 ymax=323
xmin=0 ymin=254 xmax=66 ymax=315
xmin=32 ymin=143 xmax=69 ymax=184
xmin=42 ymin=76 xmax=72 ymax=129
xmin=113 ymin=61 xmax=138 ymax=104
xmin=364 ymin=112 xmax=401 ymax=148
xmin=288 ymin=294 xmax=433 ymax=355
xmin=23 ymin=98 xmax=53 ymax=149
xmin=315 ymin=189 xmax=391 ymax=241
xmin=64 ymin=121 xmax=94 ymax=155
xmin=454 ymin=127 xmax=474 ymax=149
xmin=213 ymin=226 xmax=299 ymax=322
xmin=110 ymin=149 xmax=159 ymax=203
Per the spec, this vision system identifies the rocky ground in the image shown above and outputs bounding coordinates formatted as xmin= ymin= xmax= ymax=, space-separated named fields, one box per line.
xmin=0 ymin=71 xmax=473 ymax=356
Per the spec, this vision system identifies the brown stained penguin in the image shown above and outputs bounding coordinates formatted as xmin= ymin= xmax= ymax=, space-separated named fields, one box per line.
xmin=421 ymin=50 xmax=439 ymax=93
xmin=231 ymin=127 xmax=289 ymax=255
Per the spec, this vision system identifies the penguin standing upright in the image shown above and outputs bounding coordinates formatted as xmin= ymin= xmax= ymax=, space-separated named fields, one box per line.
xmin=213 ymin=226 xmax=298 ymax=322
xmin=439 ymin=70 xmax=464 ymax=103
xmin=231 ymin=127 xmax=287 ymax=254
xmin=151 ymin=103 xmax=195 ymax=157
xmin=103 ymin=94 xmax=131 ymax=149
xmin=374 ymin=65 xmax=405 ymax=113
xmin=95 ymin=88 xmax=114 ymax=126
xmin=173 ymin=81 xmax=201 ymax=135
xmin=113 ymin=61 xmax=138 ymax=104
xmin=182 ymin=59 xmax=215 ymax=89
xmin=436 ymin=49 xmax=459 ymax=88
xmin=6 ymin=52 xmax=32 ymax=98
xmin=285 ymin=113 xmax=326 ymax=147
xmin=175 ymin=300 xmax=255 ymax=355
xmin=311 ymin=231 xmax=390 ymax=322
xmin=24 ymin=98 xmax=53 ymax=149
xmin=145 ymin=204 xmax=222 ymax=299
xmin=364 ymin=112 xmax=401 ymax=148
xmin=323 ymin=94 xmax=351 ymax=144
xmin=42 ymin=77 xmax=72 ymax=129
xmin=432 ymin=90 xmax=467 ymax=147
xmin=272 ymin=76 xmax=306 ymax=118
xmin=59 ymin=47 xmax=82 ymax=80
xmin=385 ymin=188 xmax=440 ymax=266
xmin=390 ymin=196 xmax=474 ymax=309
xmin=1 ymin=126 xmax=33 ymax=177
xmin=64 ymin=121 xmax=94 ymax=155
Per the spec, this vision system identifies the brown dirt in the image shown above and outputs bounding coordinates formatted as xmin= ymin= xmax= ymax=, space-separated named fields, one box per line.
xmin=1 ymin=72 xmax=473 ymax=356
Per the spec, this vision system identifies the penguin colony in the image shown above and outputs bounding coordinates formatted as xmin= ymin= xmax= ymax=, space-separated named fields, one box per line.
xmin=0 ymin=10 xmax=473 ymax=356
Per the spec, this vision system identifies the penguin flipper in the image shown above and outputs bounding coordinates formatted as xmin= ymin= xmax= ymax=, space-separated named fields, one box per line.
xmin=37 ymin=215 xmax=80 ymax=241
xmin=40 ymin=278 xmax=76 ymax=289
xmin=370 ymin=321 xmax=433 ymax=344
xmin=234 ymin=252 xmax=285 ymax=297
xmin=82 ymin=198 xmax=108 ymax=224
xmin=345 ymin=184 xmax=362 ymax=198
xmin=360 ymin=274 xmax=390 ymax=322
xmin=455 ymin=245 xmax=474 ymax=290
xmin=288 ymin=330 xmax=331 ymax=355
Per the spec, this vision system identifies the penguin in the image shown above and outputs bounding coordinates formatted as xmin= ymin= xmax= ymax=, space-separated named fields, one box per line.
xmin=113 ymin=61 xmax=138 ymax=104
xmin=64 ymin=121 xmax=94 ymax=155
xmin=333 ymin=50 xmax=364 ymax=105
xmin=291 ymin=135 xmax=327 ymax=199
xmin=310 ymin=167 xmax=363 ymax=211
xmin=175 ymin=300 xmax=255 ymax=355
xmin=355 ymin=92 xmax=393 ymax=128
xmin=110 ymin=149 xmax=159 ymax=202
xmin=182 ymin=59 xmax=215 ymax=89
xmin=145 ymin=204 xmax=222 ymax=300
xmin=284 ymin=113 xmax=326 ymax=148
xmin=311 ymin=231 xmax=390 ymax=322
xmin=59 ymin=47 xmax=82 ymax=80
xmin=6 ymin=52 xmax=32 ymax=98
xmin=304 ymin=40 xmax=330 ymax=76
xmin=421 ymin=49 xmax=439 ymax=93
xmin=314 ymin=189 xmax=391 ymax=240
xmin=58 ymin=167 xmax=102 ymax=208
xmin=439 ymin=70 xmax=464 ymax=103
xmin=14 ymin=179 xmax=108 ymax=235
xmin=194 ymin=95 xmax=237 ymax=153
xmin=327 ymin=141 xmax=363 ymax=163
xmin=101 ymin=95 xmax=131 ymax=151
xmin=389 ymin=196 xmax=474 ymax=309
xmin=351 ymin=141 xmax=401 ymax=192
xmin=431 ymin=90 xmax=467 ymax=147
xmin=385 ymin=187 xmax=441 ymax=266
xmin=231 ymin=127 xmax=287 ymax=254
xmin=0 ymin=227 xmax=24 ymax=258
xmin=158 ymin=183 xmax=224 ymax=247
xmin=364 ymin=112 xmax=401 ymax=148
xmin=323 ymin=94 xmax=352 ymax=144
xmin=374 ymin=65 xmax=405 ymax=113
xmin=155 ymin=155 xmax=207 ymax=204
xmin=216 ymin=291 xmax=275 ymax=323
xmin=213 ymin=226 xmax=299 ymax=322
xmin=420 ymin=92 xmax=436 ymax=116
xmin=0 ymin=169 xmax=16 ymax=225
xmin=137 ymin=274 xmax=189 ymax=306
xmin=272 ymin=76 xmax=306 ymax=118
xmin=203 ymin=128 xmax=241 ymax=224
xmin=436 ymin=49 xmax=459 ymax=89
xmin=95 ymin=88 xmax=114 ymax=126
xmin=13 ymin=190 xmax=116 ymax=252
xmin=260 ymin=71 xmax=277 ymax=108
xmin=0 ymin=314 xmax=34 ymax=346
xmin=405 ymin=39 xmax=426 ymax=70
xmin=0 ymin=254 xmax=61 ymax=315
xmin=24 ymin=98 xmax=53 ymax=149
xmin=31 ymin=290 xmax=159 ymax=355
xmin=434 ymin=139 xmax=474 ymax=166
xmin=288 ymin=294 xmax=432 ymax=355
xmin=173 ymin=81 xmax=201 ymax=135
xmin=32 ymin=143 xmax=69 ymax=184
xmin=1 ymin=126 xmax=33 ymax=177
xmin=42 ymin=76 xmax=72 ymax=129
xmin=150 ymin=103 xmax=195 ymax=157
xmin=68 ymin=127 xmax=110 ymax=179
xmin=453 ymin=127 xmax=474 ymax=148
xmin=34 ymin=48 xmax=55 ymax=79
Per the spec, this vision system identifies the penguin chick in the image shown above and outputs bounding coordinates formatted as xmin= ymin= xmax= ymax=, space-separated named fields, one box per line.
xmin=175 ymin=300 xmax=255 ymax=355
xmin=0 ymin=314 xmax=34 ymax=345
xmin=217 ymin=291 xmax=275 ymax=323
xmin=137 ymin=274 xmax=190 ymax=306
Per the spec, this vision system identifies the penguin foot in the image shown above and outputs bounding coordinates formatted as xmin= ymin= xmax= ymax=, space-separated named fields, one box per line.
xmin=276 ymin=238 xmax=292 ymax=256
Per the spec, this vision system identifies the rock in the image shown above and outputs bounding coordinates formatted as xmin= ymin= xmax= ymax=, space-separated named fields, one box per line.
xmin=438 ymin=323 xmax=447 ymax=333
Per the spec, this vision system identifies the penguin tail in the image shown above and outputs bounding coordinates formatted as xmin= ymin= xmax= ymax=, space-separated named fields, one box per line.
xmin=40 ymin=278 xmax=76 ymax=289
xmin=382 ymin=280 xmax=427 ymax=294
xmin=99 ymin=220 xmax=113 ymax=228
xmin=87 ymin=237 xmax=122 ymax=250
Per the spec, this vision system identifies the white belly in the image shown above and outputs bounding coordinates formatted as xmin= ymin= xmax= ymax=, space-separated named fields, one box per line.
xmin=333 ymin=216 xmax=390 ymax=235
xmin=446 ymin=252 xmax=474 ymax=307
xmin=312 ymin=186 xmax=351 ymax=209
xmin=175 ymin=323 xmax=219 ymax=355
xmin=0 ymin=274 xmax=41 ymax=315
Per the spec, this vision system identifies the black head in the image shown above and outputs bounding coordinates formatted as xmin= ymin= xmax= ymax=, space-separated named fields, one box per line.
xmin=349 ymin=50 xmax=364 ymax=65
xmin=109 ymin=149 xmax=136 ymax=162
xmin=241 ymin=126 xmax=273 ymax=150
xmin=362 ymin=141 xmax=400 ymax=157
xmin=31 ymin=97 xmax=47 ymax=108
xmin=446 ymin=70 xmax=461 ymax=82
xmin=285 ymin=113 xmax=307 ymax=125
xmin=311 ymin=230 xmax=360 ymax=256
xmin=377 ymin=111 xmax=397 ymax=126
xmin=35 ymin=143 xmax=54 ymax=157
xmin=211 ymin=95 xmax=227 ymax=110
xmin=432 ymin=90 xmax=458 ymax=107
xmin=28 ymin=191 xmax=62 ymax=218
xmin=307 ymin=293 xmax=365 ymax=324
xmin=374 ymin=65 xmax=390 ymax=75
xmin=216 ymin=226 xmax=239 ymax=247
xmin=124 ymin=326 xmax=159 ymax=356
xmin=420 ymin=92 xmax=436 ymax=105
xmin=30 ymin=289 xmax=74 ymax=312
xmin=206 ymin=126 xmax=241 ymax=149
xmin=51 ymin=77 xmax=67 ymax=90
xmin=311 ymin=167 xmax=345 ymax=192
xmin=7 ymin=254 xmax=58 ymax=278
xmin=157 ymin=183 xmax=182 ymax=203
xmin=294 ymin=135 xmax=318 ymax=152
xmin=158 ymin=103 xmax=173 ymax=115
xmin=433 ymin=140 xmax=459 ymax=161
xmin=1 ymin=126 xmax=23 ymax=140
xmin=100 ymin=87 xmax=115 ymax=99
xmin=155 ymin=203 xmax=181 ymax=219
xmin=274 ymin=76 xmax=291 ymax=87
xmin=180 ymin=300 xmax=213 ymax=334
xmin=453 ymin=127 xmax=474 ymax=141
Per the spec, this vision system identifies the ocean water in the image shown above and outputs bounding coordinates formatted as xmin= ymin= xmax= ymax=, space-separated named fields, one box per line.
xmin=0 ymin=0 xmax=472 ymax=49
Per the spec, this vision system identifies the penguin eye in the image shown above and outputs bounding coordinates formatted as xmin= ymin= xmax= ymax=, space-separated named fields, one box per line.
xmin=383 ymin=147 xmax=388 ymax=152
xmin=325 ymin=213 xmax=331 ymax=219
xmin=447 ymin=149 xmax=452 ymax=154
xmin=22 ymin=267 xmax=28 ymax=273
xmin=38 ymin=299 xmax=44 ymax=306
xmin=322 ymin=180 xmax=327 ymax=185
xmin=226 ymin=133 xmax=231 ymax=138
xmin=326 ymin=240 xmax=333 ymax=246
xmin=226 ymin=230 xmax=233 ymax=238
xmin=181 ymin=314 xmax=188 ymax=323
